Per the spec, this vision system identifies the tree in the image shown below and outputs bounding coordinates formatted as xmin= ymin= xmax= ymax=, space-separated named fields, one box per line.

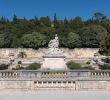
xmin=0 ymin=16 xmax=9 ymax=24
xmin=0 ymin=33 xmax=12 ymax=48
xmin=101 ymin=19 xmax=110 ymax=33
xmin=67 ymin=32 xmax=81 ymax=48
xmin=99 ymin=39 xmax=108 ymax=55
xmin=53 ymin=13 xmax=60 ymax=29
xmin=12 ymin=14 xmax=18 ymax=24
xmin=69 ymin=16 xmax=84 ymax=31
xmin=79 ymin=27 xmax=98 ymax=47
xmin=92 ymin=25 xmax=107 ymax=43
xmin=94 ymin=12 xmax=106 ymax=22
xmin=0 ymin=12 xmax=109 ymax=49
xmin=53 ymin=13 xmax=57 ymax=25
xmin=40 ymin=16 xmax=51 ymax=27
xmin=59 ymin=36 xmax=68 ymax=47
xmin=21 ymin=32 xmax=47 ymax=49
xmin=79 ymin=25 xmax=107 ymax=48
xmin=99 ymin=33 xmax=110 ymax=56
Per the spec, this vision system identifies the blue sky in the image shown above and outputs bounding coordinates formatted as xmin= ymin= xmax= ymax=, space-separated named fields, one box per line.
xmin=0 ymin=0 xmax=110 ymax=20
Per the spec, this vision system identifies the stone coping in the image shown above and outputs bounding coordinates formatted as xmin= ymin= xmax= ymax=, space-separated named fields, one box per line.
xmin=0 ymin=69 xmax=110 ymax=72
xmin=43 ymin=55 xmax=66 ymax=58
xmin=1 ymin=79 xmax=110 ymax=81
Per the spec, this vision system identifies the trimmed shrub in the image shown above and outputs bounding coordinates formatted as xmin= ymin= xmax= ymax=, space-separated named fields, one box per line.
xmin=99 ymin=64 xmax=110 ymax=70
xmin=66 ymin=61 xmax=81 ymax=70
xmin=26 ymin=63 xmax=41 ymax=70
xmin=82 ymin=66 xmax=95 ymax=70
xmin=0 ymin=64 xmax=9 ymax=70
xmin=15 ymin=65 xmax=24 ymax=70
xmin=12 ymin=65 xmax=24 ymax=70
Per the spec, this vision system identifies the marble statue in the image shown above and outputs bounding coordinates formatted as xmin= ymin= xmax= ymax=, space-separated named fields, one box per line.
xmin=47 ymin=34 xmax=63 ymax=56
xmin=48 ymin=34 xmax=59 ymax=48
xmin=42 ymin=34 xmax=67 ymax=70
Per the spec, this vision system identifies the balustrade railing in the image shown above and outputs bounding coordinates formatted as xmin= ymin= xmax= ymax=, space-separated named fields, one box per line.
xmin=0 ymin=70 xmax=110 ymax=81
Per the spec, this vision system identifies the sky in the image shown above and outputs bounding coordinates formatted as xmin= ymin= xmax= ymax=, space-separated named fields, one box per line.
xmin=0 ymin=0 xmax=110 ymax=20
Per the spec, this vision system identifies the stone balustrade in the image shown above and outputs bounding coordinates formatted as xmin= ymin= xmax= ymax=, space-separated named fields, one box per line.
xmin=0 ymin=70 xmax=110 ymax=90
xmin=0 ymin=70 xmax=110 ymax=80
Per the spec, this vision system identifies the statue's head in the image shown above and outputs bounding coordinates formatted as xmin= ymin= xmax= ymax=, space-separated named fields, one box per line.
xmin=55 ymin=34 xmax=58 ymax=37
xmin=55 ymin=34 xmax=58 ymax=40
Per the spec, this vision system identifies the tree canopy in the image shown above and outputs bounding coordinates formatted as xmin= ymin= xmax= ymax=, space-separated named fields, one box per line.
xmin=0 ymin=12 xmax=110 ymax=55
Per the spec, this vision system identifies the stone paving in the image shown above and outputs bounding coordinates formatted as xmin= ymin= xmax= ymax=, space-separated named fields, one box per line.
xmin=0 ymin=90 xmax=109 ymax=100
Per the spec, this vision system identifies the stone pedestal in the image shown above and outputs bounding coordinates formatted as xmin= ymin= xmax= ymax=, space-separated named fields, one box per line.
xmin=41 ymin=55 xmax=67 ymax=70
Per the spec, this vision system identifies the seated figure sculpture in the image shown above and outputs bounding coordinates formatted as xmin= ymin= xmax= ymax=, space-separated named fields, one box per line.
xmin=42 ymin=34 xmax=67 ymax=70
xmin=47 ymin=34 xmax=63 ymax=56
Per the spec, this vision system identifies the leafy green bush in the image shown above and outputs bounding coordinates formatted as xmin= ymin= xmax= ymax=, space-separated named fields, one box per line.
xmin=12 ymin=65 xmax=24 ymax=70
xmin=66 ymin=61 xmax=81 ymax=70
xmin=15 ymin=65 xmax=24 ymax=70
xmin=82 ymin=66 xmax=95 ymax=70
xmin=66 ymin=61 xmax=95 ymax=70
xmin=99 ymin=64 xmax=110 ymax=70
xmin=26 ymin=63 xmax=41 ymax=70
xmin=0 ymin=64 xmax=9 ymax=70
xmin=13 ymin=67 xmax=24 ymax=70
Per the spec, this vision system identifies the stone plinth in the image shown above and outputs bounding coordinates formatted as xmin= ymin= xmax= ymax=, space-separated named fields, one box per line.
xmin=41 ymin=55 xmax=67 ymax=70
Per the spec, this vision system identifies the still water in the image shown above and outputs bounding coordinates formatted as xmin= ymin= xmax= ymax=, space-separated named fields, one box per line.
xmin=0 ymin=90 xmax=109 ymax=100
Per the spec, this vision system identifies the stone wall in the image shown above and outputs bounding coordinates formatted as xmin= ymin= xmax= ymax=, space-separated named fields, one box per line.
xmin=0 ymin=70 xmax=110 ymax=90
xmin=0 ymin=48 xmax=99 ymax=59
xmin=0 ymin=80 xmax=110 ymax=90
xmin=77 ymin=81 xmax=110 ymax=90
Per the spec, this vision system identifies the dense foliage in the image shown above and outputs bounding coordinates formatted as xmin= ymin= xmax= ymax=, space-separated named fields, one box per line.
xmin=66 ymin=61 xmax=81 ymax=70
xmin=13 ymin=63 xmax=41 ymax=70
xmin=99 ymin=64 xmax=110 ymax=70
xmin=26 ymin=63 xmax=41 ymax=70
xmin=66 ymin=61 xmax=94 ymax=70
xmin=0 ymin=12 xmax=110 ymax=55
xmin=0 ymin=64 xmax=9 ymax=70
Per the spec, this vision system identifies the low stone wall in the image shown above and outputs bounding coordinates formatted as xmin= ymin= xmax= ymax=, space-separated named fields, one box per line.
xmin=0 ymin=48 xmax=99 ymax=59
xmin=0 ymin=80 xmax=110 ymax=90
xmin=0 ymin=70 xmax=110 ymax=90
xmin=77 ymin=81 xmax=110 ymax=90
xmin=0 ymin=81 xmax=33 ymax=89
